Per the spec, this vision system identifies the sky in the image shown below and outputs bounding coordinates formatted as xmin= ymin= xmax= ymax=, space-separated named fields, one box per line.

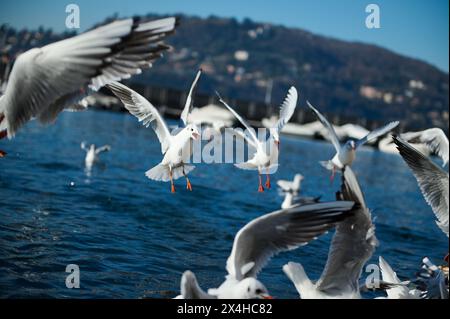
xmin=1 ymin=0 xmax=448 ymax=72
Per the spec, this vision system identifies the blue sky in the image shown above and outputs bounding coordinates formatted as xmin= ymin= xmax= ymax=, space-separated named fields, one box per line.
xmin=1 ymin=0 xmax=448 ymax=72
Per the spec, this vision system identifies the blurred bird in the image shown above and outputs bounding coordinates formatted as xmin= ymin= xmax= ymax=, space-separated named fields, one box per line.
xmin=0 ymin=17 xmax=178 ymax=156
xmin=81 ymin=142 xmax=111 ymax=170
xmin=217 ymin=87 xmax=298 ymax=192
xmin=177 ymin=201 xmax=354 ymax=299
xmin=307 ymin=101 xmax=399 ymax=182
xmin=283 ymin=167 xmax=378 ymax=299
xmin=106 ymin=71 xmax=202 ymax=193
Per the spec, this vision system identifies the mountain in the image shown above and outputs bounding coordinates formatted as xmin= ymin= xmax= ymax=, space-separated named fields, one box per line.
xmin=1 ymin=14 xmax=448 ymax=132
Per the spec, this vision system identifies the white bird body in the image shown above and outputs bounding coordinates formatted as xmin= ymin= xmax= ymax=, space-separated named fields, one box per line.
xmin=331 ymin=146 xmax=356 ymax=169
xmin=81 ymin=143 xmax=111 ymax=170
xmin=85 ymin=146 xmax=96 ymax=168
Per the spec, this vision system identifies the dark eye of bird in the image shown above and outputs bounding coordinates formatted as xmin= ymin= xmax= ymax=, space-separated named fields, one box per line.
xmin=255 ymin=289 xmax=263 ymax=294
xmin=247 ymin=287 xmax=251 ymax=292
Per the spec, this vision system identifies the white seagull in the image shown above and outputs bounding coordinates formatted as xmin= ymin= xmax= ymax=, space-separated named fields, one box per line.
xmin=400 ymin=128 xmax=449 ymax=167
xmin=393 ymin=136 xmax=449 ymax=239
xmin=106 ymin=71 xmax=202 ymax=193
xmin=0 ymin=17 xmax=178 ymax=156
xmin=81 ymin=142 xmax=111 ymax=170
xmin=277 ymin=174 xmax=320 ymax=209
xmin=283 ymin=167 xmax=378 ymax=299
xmin=307 ymin=101 xmax=399 ymax=181
xmin=217 ymin=87 xmax=298 ymax=192
xmin=375 ymin=256 xmax=420 ymax=299
xmin=177 ymin=201 xmax=355 ymax=299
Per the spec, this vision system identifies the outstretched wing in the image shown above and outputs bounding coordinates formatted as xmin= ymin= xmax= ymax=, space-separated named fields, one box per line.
xmin=307 ymin=101 xmax=341 ymax=152
xmin=180 ymin=69 xmax=202 ymax=127
xmin=107 ymin=81 xmax=172 ymax=154
xmin=275 ymin=87 xmax=298 ymax=133
xmin=355 ymin=121 xmax=399 ymax=148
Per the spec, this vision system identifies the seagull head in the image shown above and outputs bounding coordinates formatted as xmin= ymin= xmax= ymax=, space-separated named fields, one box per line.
xmin=237 ymin=278 xmax=273 ymax=299
xmin=345 ymin=140 xmax=356 ymax=151
xmin=186 ymin=124 xmax=200 ymax=140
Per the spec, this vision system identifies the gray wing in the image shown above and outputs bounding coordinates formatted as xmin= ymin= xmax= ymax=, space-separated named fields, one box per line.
xmin=180 ymin=271 xmax=216 ymax=299
xmin=307 ymin=101 xmax=341 ymax=152
xmin=275 ymin=87 xmax=298 ymax=133
xmin=393 ymin=136 xmax=449 ymax=237
xmin=401 ymin=128 xmax=449 ymax=167
xmin=1 ymin=17 xmax=177 ymax=137
xmin=106 ymin=81 xmax=172 ymax=154
xmin=316 ymin=167 xmax=378 ymax=295
xmin=355 ymin=121 xmax=399 ymax=148
xmin=180 ymin=69 xmax=202 ymax=127
xmin=226 ymin=201 xmax=355 ymax=281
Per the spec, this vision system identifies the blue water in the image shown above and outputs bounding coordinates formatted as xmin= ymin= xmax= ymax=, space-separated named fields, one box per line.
xmin=0 ymin=110 xmax=447 ymax=298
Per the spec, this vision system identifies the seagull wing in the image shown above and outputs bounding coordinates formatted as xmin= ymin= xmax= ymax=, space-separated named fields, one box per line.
xmin=275 ymin=87 xmax=298 ymax=133
xmin=180 ymin=69 xmax=202 ymax=127
xmin=355 ymin=121 xmax=399 ymax=148
xmin=0 ymin=17 xmax=177 ymax=137
xmin=393 ymin=136 xmax=449 ymax=237
xmin=307 ymin=101 xmax=341 ymax=152
xmin=107 ymin=81 xmax=172 ymax=154
xmin=226 ymin=201 xmax=355 ymax=281
xmin=316 ymin=167 xmax=377 ymax=296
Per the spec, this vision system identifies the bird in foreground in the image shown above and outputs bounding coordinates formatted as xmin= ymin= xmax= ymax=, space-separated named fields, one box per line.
xmin=277 ymin=174 xmax=320 ymax=209
xmin=283 ymin=166 xmax=378 ymax=299
xmin=81 ymin=142 xmax=111 ymax=170
xmin=393 ymin=136 xmax=448 ymax=239
xmin=400 ymin=128 xmax=449 ymax=167
xmin=106 ymin=71 xmax=202 ymax=193
xmin=375 ymin=256 xmax=420 ymax=299
xmin=176 ymin=201 xmax=355 ymax=299
xmin=0 ymin=17 xmax=178 ymax=157
xmin=217 ymin=87 xmax=298 ymax=192
xmin=307 ymin=101 xmax=399 ymax=182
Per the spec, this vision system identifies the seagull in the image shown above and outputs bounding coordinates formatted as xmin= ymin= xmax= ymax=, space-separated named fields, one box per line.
xmin=0 ymin=17 xmax=178 ymax=157
xmin=177 ymin=201 xmax=355 ymax=299
xmin=283 ymin=166 xmax=378 ymax=299
xmin=81 ymin=142 xmax=111 ymax=170
xmin=106 ymin=71 xmax=202 ymax=193
xmin=400 ymin=128 xmax=448 ymax=167
xmin=307 ymin=101 xmax=399 ymax=182
xmin=416 ymin=257 xmax=449 ymax=299
xmin=393 ymin=136 xmax=449 ymax=239
xmin=375 ymin=256 xmax=420 ymax=299
xmin=277 ymin=174 xmax=320 ymax=209
xmin=217 ymin=87 xmax=298 ymax=192
xmin=174 ymin=271 xmax=216 ymax=299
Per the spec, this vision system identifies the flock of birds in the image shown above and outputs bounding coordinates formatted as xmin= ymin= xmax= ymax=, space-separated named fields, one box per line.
xmin=0 ymin=16 xmax=448 ymax=299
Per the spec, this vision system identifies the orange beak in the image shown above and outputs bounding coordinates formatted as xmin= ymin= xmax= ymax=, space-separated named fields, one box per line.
xmin=262 ymin=294 xmax=274 ymax=299
xmin=192 ymin=132 xmax=200 ymax=140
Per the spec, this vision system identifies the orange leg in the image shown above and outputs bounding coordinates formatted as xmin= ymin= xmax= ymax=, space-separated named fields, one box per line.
xmin=330 ymin=166 xmax=336 ymax=183
xmin=183 ymin=167 xmax=192 ymax=191
xmin=265 ymin=168 xmax=271 ymax=189
xmin=258 ymin=170 xmax=264 ymax=192
xmin=169 ymin=169 xmax=175 ymax=193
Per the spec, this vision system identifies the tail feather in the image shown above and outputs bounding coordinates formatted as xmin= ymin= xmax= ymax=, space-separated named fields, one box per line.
xmin=145 ymin=164 xmax=195 ymax=182
xmin=235 ymin=161 xmax=257 ymax=170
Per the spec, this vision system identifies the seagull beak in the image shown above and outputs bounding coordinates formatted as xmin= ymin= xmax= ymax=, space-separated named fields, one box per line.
xmin=261 ymin=294 xmax=274 ymax=299
xmin=192 ymin=132 xmax=200 ymax=140
xmin=275 ymin=140 xmax=280 ymax=149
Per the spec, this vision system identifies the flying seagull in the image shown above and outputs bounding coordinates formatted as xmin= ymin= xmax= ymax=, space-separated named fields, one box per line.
xmin=0 ymin=17 xmax=178 ymax=156
xmin=177 ymin=201 xmax=354 ymax=299
xmin=217 ymin=87 xmax=298 ymax=192
xmin=393 ymin=136 xmax=449 ymax=239
xmin=106 ymin=71 xmax=202 ymax=193
xmin=81 ymin=142 xmax=111 ymax=170
xmin=283 ymin=166 xmax=378 ymax=299
xmin=307 ymin=101 xmax=399 ymax=181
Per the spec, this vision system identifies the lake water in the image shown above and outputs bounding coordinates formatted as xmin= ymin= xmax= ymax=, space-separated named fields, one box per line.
xmin=0 ymin=110 xmax=447 ymax=298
